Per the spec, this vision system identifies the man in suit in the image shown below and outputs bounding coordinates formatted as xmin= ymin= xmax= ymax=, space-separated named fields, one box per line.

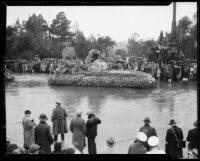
xmin=165 ymin=119 xmax=184 ymax=159
xmin=51 ymin=102 xmax=68 ymax=143
xmin=139 ymin=117 xmax=157 ymax=151
xmin=186 ymin=120 xmax=199 ymax=151
xmin=86 ymin=110 xmax=101 ymax=154
xmin=34 ymin=113 xmax=53 ymax=153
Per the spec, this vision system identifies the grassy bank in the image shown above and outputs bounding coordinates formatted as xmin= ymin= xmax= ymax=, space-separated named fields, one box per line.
xmin=48 ymin=70 xmax=156 ymax=89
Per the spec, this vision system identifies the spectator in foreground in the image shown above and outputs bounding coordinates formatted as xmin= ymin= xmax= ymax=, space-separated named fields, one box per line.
xmin=99 ymin=137 xmax=117 ymax=154
xmin=139 ymin=117 xmax=157 ymax=151
xmin=165 ymin=119 xmax=184 ymax=159
xmin=146 ymin=136 xmax=166 ymax=154
xmin=34 ymin=113 xmax=53 ymax=154
xmin=22 ymin=110 xmax=35 ymax=150
xmin=28 ymin=144 xmax=40 ymax=154
xmin=86 ymin=110 xmax=101 ymax=154
xmin=51 ymin=142 xmax=63 ymax=154
xmin=128 ymin=132 xmax=147 ymax=154
xmin=51 ymin=102 xmax=68 ymax=143
xmin=186 ymin=120 xmax=199 ymax=151
xmin=69 ymin=109 xmax=87 ymax=154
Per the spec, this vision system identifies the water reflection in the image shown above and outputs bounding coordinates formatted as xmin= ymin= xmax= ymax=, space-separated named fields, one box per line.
xmin=5 ymin=74 xmax=197 ymax=153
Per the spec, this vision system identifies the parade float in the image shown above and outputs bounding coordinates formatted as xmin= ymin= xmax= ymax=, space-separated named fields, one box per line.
xmin=48 ymin=46 xmax=156 ymax=89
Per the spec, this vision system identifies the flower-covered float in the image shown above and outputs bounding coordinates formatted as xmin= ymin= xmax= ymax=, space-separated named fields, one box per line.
xmin=48 ymin=49 xmax=156 ymax=89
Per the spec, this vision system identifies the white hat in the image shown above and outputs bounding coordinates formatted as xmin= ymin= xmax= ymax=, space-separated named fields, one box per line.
xmin=137 ymin=132 xmax=147 ymax=142
xmin=76 ymin=109 xmax=82 ymax=115
xmin=148 ymin=136 xmax=159 ymax=147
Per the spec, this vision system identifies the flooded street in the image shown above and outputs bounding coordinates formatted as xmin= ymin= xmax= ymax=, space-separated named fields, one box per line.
xmin=5 ymin=73 xmax=197 ymax=154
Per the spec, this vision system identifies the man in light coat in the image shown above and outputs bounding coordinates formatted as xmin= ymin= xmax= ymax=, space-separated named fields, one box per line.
xmin=69 ymin=109 xmax=87 ymax=154
xmin=22 ymin=110 xmax=35 ymax=150
xmin=51 ymin=102 xmax=68 ymax=143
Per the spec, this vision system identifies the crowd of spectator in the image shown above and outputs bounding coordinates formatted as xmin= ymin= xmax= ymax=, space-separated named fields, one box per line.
xmin=6 ymin=103 xmax=198 ymax=158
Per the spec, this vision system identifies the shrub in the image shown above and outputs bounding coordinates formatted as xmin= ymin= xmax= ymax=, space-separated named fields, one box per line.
xmin=48 ymin=70 xmax=156 ymax=89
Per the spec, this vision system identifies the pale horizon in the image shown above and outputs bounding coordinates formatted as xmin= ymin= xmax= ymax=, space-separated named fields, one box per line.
xmin=7 ymin=3 xmax=197 ymax=42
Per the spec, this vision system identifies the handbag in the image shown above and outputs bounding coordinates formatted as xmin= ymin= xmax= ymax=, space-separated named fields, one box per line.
xmin=171 ymin=127 xmax=186 ymax=148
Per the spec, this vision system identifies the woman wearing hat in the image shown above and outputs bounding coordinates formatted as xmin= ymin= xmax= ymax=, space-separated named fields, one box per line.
xmin=22 ymin=110 xmax=35 ymax=150
xmin=165 ymin=119 xmax=184 ymax=159
xmin=34 ymin=113 xmax=53 ymax=154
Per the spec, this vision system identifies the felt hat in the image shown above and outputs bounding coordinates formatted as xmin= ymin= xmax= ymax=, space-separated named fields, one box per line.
xmin=168 ymin=119 xmax=176 ymax=125
xmin=137 ymin=132 xmax=147 ymax=142
xmin=144 ymin=117 xmax=151 ymax=123
xmin=55 ymin=102 xmax=61 ymax=106
xmin=193 ymin=120 xmax=197 ymax=126
xmin=148 ymin=136 xmax=159 ymax=147
xmin=107 ymin=137 xmax=115 ymax=145
xmin=86 ymin=110 xmax=94 ymax=116
xmin=39 ymin=113 xmax=48 ymax=121
xmin=25 ymin=110 xmax=31 ymax=114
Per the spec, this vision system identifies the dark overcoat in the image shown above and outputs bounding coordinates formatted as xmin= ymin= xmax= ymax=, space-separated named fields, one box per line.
xmin=139 ymin=124 xmax=157 ymax=151
xmin=86 ymin=116 xmax=101 ymax=138
xmin=165 ymin=126 xmax=184 ymax=159
xmin=34 ymin=121 xmax=53 ymax=154
xmin=186 ymin=127 xmax=199 ymax=150
xmin=51 ymin=107 xmax=68 ymax=135
xmin=70 ymin=116 xmax=87 ymax=151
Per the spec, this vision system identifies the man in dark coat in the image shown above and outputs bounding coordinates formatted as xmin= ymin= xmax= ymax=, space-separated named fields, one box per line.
xmin=34 ymin=113 xmax=53 ymax=154
xmin=128 ymin=132 xmax=147 ymax=154
xmin=186 ymin=120 xmax=199 ymax=151
xmin=86 ymin=110 xmax=101 ymax=154
xmin=139 ymin=117 xmax=157 ymax=151
xmin=51 ymin=102 xmax=68 ymax=142
xmin=165 ymin=119 xmax=184 ymax=159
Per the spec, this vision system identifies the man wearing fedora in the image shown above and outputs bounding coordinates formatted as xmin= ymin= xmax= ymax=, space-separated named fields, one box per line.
xmin=139 ymin=117 xmax=157 ymax=151
xmin=51 ymin=102 xmax=68 ymax=143
xmin=22 ymin=110 xmax=35 ymax=150
xmin=186 ymin=120 xmax=199 ymax=151
xmin=34 ymin=113 xmax=53 ymax=153
xmin=86 ymin=110 xmax=101 ymax=154
xmin=165 ymin=119 xmax=184 ymax=159
xmin=128 ymin=132 xmax=147 ymax=154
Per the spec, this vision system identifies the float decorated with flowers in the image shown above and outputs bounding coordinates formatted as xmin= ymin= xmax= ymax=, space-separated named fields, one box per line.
xmin=48 ymin=49 xmax=156 ymax=89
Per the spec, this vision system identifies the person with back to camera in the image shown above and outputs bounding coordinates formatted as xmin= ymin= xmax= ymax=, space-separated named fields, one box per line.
xmin=128 ymin=132 xmax=147 ymax=154
xmin=139 ymin=117 xmax=157 ymax=151
xmin=86 ymin=110 xmax=101 ymax=154
xmin=165 ymin=119 xmax=184 ymax=159
xmin=22 ymin=110 xmax=35 ymax=150
xmin=51 ymin=102 xmax=68 ymax=143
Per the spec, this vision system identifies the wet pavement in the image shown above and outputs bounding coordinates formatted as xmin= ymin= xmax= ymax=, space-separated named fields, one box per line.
xmin=5 ymin=73 xmax=197 ymax=154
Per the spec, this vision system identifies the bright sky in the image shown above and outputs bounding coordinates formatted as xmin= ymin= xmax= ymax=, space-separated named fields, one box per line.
xmin=6 ymin=3 xmax=197 ymax=42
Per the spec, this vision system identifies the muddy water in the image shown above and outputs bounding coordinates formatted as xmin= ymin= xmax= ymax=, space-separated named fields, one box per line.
xmin=5 ymin=73 xmax=197 ymax=154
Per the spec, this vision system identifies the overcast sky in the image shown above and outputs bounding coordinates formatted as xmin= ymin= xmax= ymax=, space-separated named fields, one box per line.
xmin=6 ymin=3 xmax=197 ymax=42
